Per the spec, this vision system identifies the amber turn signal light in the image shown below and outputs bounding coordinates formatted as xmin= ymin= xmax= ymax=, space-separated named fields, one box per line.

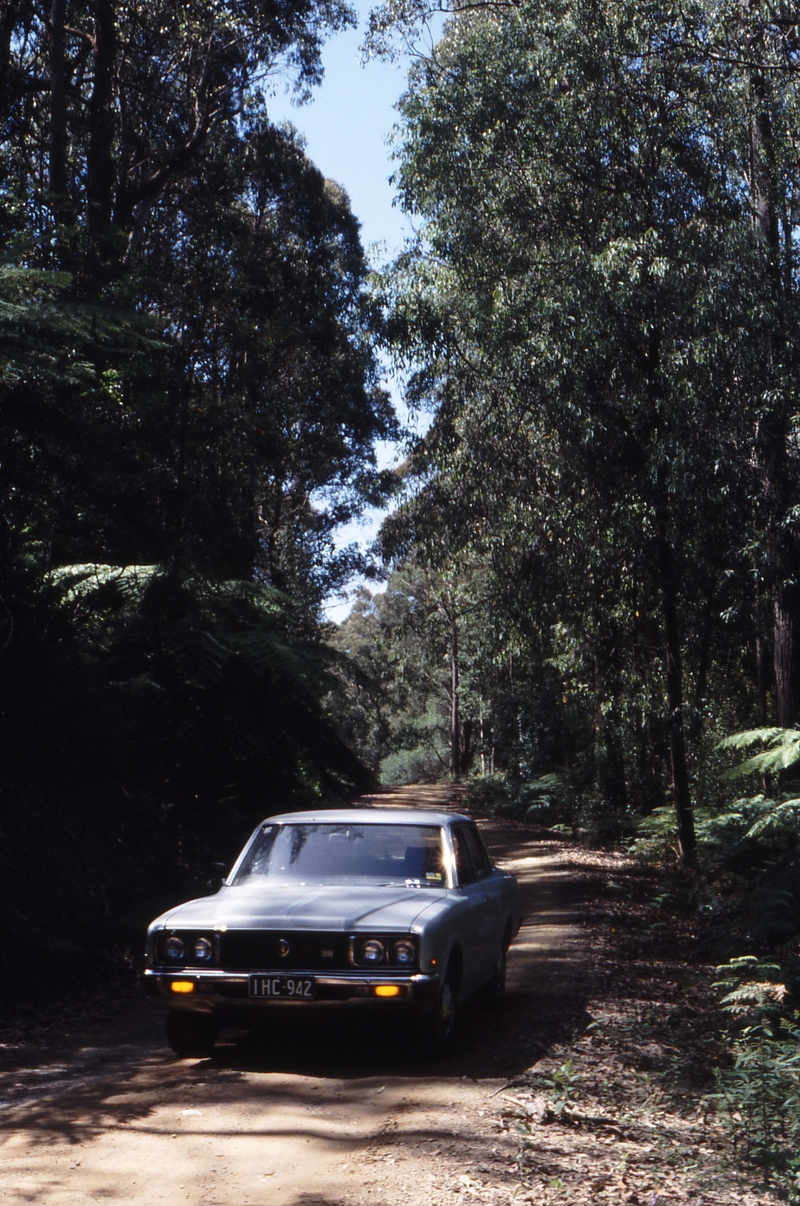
xmin=374 ymin=984 xmax=401 ymax=998
xmin=170 ymin=981 xmax=195 ymax=994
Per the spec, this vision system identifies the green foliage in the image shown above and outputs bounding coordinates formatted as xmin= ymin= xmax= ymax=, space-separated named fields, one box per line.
xmin=0 ymin=0 xmax=390 ymax=989
xmin=719 ymin=728 xmax=800 ymax=779
xmin=709 ymin=957 xmax=800 ymax=1195
xmin=43 ymin=564 xmax=375 ymax=802
xmin=380 ymin=741 xmax=446 ymax=786
xmin=633 ymin=792 xmax=800 ymax=861
xmin=466 ymin=773 xmax=571 ymax=826
xmin=361 ymin=0 xmax=800 ymax=856
xmin=535 ymin=1060 xmax=579 ymax=1116
xmin=0 ymin=563 xmax=375 ymax=990
xmin=330 ymin=560 xmax=507 ymax=781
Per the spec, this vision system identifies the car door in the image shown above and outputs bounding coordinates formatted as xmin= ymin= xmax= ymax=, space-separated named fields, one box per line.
xmin=466 ymin=824 xmax=505 ymax=957
xmin=459 ymin=824 xmax=504 ymax=974
xmin=452 ymin=824 xmax=493 ymax=990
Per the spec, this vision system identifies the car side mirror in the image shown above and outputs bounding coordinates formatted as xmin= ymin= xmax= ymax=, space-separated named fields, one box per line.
xmin=209 ymin=861 xmax=229 ymax=889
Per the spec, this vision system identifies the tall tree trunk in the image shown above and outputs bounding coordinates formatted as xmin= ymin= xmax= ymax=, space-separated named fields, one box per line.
xmin=754 ymin=570 xmax=769 ymax=725
xmin=759 ymin=408 xmax=797 ymax=728
xmin=774 ymin=596 xmax=796 ymax=727
xmin=594 ymin=642 xmax=627 ymax=812
xmin=449 ymin=605 xmax=460 ymax=778
xmin=0 ymin=1 xmax=24 ymax=109
xmin=87 ymin=0 xmax=116 ymax=242
xmin=692 ymin=596 xmax=715 ymax=722
xmin=48 ymin=0 xmax=71 ymax=224
xmin=0 ymin=1 xmax=21 ymax=66
xmin=749 ymin=55 xmax=798 ymax=726
xmin=655 ymin=509 xmax=696 ymax=863
xmin=479 ymin=697 xmax=485 ymax=775
xmin=461 ymin=718 xmax=475 ymax=773
xmin=751 ymin=88 xmax=780 ymax=272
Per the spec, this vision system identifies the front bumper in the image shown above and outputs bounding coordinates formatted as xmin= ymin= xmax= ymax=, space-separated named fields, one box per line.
xmin=144 ymin=968 xmax=439 ymax=1017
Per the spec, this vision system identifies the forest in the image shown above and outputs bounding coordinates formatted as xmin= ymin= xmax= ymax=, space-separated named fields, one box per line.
xmin=6 ymin=0 xmax=800 ymax=1193
xmin=3 ymin=0 xmax=800 ymax=1046
xmin=333 ymin=0 xmax=800 ymax=887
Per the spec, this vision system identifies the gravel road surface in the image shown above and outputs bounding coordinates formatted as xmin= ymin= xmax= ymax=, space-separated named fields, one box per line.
xmin=1 ymin=788 xmax=585 ymax=1206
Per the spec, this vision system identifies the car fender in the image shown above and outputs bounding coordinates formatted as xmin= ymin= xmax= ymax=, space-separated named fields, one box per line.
xmin=412 ymin=893 xmax=463 ymax=961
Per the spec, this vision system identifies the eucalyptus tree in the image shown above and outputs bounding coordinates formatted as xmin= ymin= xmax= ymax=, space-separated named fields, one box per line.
xmin=120 ymin=116 xmax=394 ymax=607
xmin=331 ymin=557 xmax=510 ymax=782
xmin=0 ymin=0 xmax=353 ymax=268
xmin=374 ymin=0 xmax=800 ymax=857
xmin=1 ymin=0 xmax=393 ymax=609
xmin=1 ymin=115 xmax=393 ymax=622
xmin=705 ymin=1 xmax=800 ymax=731
xmin=0 ymin=0 xmax=396 ymax=975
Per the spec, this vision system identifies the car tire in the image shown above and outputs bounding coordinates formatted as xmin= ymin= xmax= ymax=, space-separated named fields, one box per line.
xmin=165 ymin=1011 xmax=219 ymax=1058
xmin=481 ymin=922 xmax=512 ymax=1009
xmin=482 ymin=944 xmax=507 ymax=1008
xmin=419 ymin=966 xmax=458 ymax=1057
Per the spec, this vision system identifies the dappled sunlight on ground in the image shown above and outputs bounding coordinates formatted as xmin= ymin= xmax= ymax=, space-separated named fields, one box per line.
xmin=0 ymin=787 xmax=770 ymax=1205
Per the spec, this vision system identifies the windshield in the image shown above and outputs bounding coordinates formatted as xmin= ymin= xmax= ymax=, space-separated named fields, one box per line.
xmin=233 ymin=823 xmax=448 ymax=887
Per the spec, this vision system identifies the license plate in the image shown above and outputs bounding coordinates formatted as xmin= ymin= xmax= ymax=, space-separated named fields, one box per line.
xmin=249 ymin=975 xmax=315 ymax=999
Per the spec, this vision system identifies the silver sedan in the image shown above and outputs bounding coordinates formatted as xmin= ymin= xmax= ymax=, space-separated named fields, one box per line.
xmin=144 ymin=808 xmax=522 ymax=1057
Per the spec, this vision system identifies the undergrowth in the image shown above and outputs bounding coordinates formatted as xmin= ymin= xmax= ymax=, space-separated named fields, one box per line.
xmin=709 ymin=955 xmax=800 ymax=1201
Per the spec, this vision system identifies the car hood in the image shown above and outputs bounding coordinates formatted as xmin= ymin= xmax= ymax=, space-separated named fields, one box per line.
xmin=152 ymin=884 xmax=449 ymax=932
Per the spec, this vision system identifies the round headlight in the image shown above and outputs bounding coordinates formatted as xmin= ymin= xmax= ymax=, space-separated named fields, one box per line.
xmin=391 ymin=940 xmax=415 ymax=966
xmin=361 ymin=938 xmax=385 ymax=964
xmin=192 ymin=937 xmax=213 ymax=962
xmin=164 ymin=935 xmax=184 ymax=961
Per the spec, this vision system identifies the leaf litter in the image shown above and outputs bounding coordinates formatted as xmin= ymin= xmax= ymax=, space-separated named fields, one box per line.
xmin=478 ymin=843 xmax=776 ymax=1206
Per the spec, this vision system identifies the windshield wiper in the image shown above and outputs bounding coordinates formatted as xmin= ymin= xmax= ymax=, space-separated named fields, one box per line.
xmin=372 ymin=878 xmax=444 ymax=888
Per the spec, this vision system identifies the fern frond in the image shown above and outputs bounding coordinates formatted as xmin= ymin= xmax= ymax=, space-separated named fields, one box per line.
xmin=718 ymin=728 xmax=794 ymax=751
xmin=719 ymin=981 xmax=790 ymax=1013
xmin=718 ymin=727 xmax=800 ymax=778
xmin=746 ymin=799 xmax=800 ymax=838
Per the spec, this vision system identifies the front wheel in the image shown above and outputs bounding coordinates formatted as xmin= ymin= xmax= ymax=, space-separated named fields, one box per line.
xmin=165 ymin=1011 xmax=219 ymax=1058
xmin=480 ymin=920 xmax=512 ymax=1009
xmin=482 ymin=944 xmax=507 ymax=1008
xmin=418 ymin=973 xmax=458 ymax=1057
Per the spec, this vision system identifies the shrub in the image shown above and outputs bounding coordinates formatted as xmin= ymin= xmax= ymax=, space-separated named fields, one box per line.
xmin=709 ymin=956 xmax=800 ymax=1198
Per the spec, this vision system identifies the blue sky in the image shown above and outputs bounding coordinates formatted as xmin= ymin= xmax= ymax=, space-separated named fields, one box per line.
xmin=267 ymin=3 xmax=414 ymax=260
xmin=267 ymin=3 xmax=421 ymax=621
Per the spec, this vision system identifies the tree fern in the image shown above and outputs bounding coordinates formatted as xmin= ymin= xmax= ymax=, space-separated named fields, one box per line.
xmin=718 ymin=728 xmax=800 ymax=778
xmin=41 ymin=563 xmax=374 ymax=805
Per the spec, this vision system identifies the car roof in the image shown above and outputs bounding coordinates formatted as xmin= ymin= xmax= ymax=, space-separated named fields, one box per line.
xmin=262 ymin=808 xmax=471 ymax=827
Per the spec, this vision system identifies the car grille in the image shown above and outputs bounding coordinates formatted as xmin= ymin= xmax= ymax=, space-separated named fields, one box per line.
xmin=219 ymin=930 xmax=351 ymax=971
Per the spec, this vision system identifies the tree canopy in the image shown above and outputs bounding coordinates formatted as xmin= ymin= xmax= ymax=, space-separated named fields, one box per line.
xmin=0 ymin=0 xmax=393 ymax=979
xmin=345 ymin=0 xmax=800 ymax=860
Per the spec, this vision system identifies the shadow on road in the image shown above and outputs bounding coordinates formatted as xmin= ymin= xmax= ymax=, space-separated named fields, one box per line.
xmin=0 ymin=829 xmax=591 ymax=1151
xmin=207 ymin=830 xmax=591 ymax=1081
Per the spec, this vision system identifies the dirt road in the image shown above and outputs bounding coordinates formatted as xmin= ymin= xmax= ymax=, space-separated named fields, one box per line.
xmin=0 ymin=787 xmax=590 ymax=1206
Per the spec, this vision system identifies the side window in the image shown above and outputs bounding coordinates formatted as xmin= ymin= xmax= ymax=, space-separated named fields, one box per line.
xmin=463 ymin=825 xmax=492 ymax=880
xmin=453 ymin=827 xmax=477 ymax=886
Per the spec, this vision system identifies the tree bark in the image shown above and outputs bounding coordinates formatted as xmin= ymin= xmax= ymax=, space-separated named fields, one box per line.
xmin=87 ymin=0 xmax=116 ymax=240
xmin=774 ymin=595 xmax=796 ymax=727
xmin=0 ymin=1 xmax=24 ymax=101
xmin=655 ymin=509 xmax=696 ymax=863
xmin=754 ymin=571 xmax=769 ymax=725
xmin=748 ymin=49 xmax=798 ymax=726
xmin=751 ymin=89 xmax=780 ymax=274
xmin=461 ymin=718 xmax=476 ymax=774
xmin=48 ymin=0 xmax=71 ymax=223
xmin=449 ymin=604 xmax=460 ymax=778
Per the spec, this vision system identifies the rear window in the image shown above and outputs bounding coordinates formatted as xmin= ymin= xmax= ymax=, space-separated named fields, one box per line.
xmin=453 ymin=824 xmax=493 ymax=885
